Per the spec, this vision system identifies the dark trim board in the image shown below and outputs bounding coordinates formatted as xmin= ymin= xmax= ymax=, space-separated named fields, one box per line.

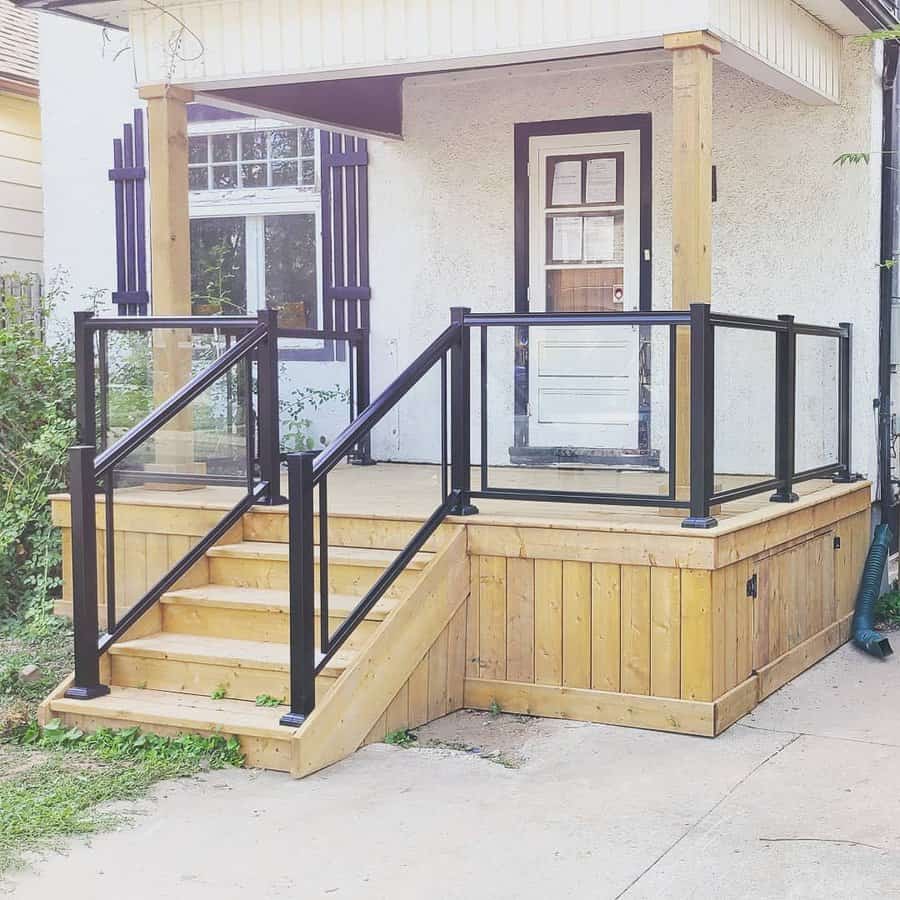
xmin=512 ymin=114 xmax=655 ymax=465
xmin=513 ymin=113 xmax=653 ymax=314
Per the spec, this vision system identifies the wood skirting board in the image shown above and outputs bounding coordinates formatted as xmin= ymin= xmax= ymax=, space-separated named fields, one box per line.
xmin=48 ymin=477 xmax=872 ymax=764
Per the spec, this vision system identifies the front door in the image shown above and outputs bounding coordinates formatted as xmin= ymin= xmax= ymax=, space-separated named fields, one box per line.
xmin=527 ymin=130 xmax=641 ymax=451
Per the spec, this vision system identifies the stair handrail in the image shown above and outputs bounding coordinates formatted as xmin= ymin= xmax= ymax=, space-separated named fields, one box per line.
xmin=279 ymin=308 xmax=475 ymax=726
xmin=65 ymin=310 xmax=283 ymax=701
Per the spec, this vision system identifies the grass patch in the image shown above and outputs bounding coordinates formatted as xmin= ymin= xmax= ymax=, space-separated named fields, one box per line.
xmin=254 ymin=694 xmax=285 ymax=707
xmin=1 ymin=721 xmax=244 ymax=874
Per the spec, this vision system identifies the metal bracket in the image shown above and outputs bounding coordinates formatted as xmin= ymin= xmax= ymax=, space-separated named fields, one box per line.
xmin=746 ymin=573 xmax=758 ymax=599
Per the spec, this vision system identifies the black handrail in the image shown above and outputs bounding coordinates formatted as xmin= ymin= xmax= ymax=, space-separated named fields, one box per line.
xmin=280 ymin=312 xmax=469 ymax=727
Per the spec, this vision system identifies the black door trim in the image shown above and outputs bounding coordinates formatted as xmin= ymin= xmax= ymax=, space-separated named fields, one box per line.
xmin=511 ymin=114 xmax=655 ymax=465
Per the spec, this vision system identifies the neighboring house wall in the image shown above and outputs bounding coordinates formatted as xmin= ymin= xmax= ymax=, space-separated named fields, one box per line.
xmin=39 ymin=14 xmax=139 ymax=332
xmin=0 ymin=0 xmax=41 ymax=275
xmin=364 ymin=41 xmax=882 ymax=482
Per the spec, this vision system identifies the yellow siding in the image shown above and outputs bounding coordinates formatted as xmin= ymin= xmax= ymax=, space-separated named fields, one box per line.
xmin=0 ymin=91 xmax=41 ymax=271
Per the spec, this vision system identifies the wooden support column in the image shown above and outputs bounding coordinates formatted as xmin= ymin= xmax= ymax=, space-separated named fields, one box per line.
xmin=664 ymin=32 xmax=720 ymax=496
xmin=138 ymin=84 xmax=196 ymax=478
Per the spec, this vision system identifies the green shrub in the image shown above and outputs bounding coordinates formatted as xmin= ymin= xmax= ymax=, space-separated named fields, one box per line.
xmin=0 ymin=282 xmax=75 ymax=630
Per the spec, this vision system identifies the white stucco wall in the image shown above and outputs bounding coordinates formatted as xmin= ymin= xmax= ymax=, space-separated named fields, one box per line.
xmin=39 ymin=14 xmax=141 ymax=338
xmin=365 ymin=42 xmax=883 ymax=486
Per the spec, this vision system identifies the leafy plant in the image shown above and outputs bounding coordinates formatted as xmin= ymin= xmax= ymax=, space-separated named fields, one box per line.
xmin=0 ymin=279 xmax=75 ymax=630
xmin=489 ymin=698 xmax=502 ymax=717
xmin=210 ymin=683 xmax=228 ymax=700
xmin=384 ymin=729 xmax=417 ymax=748
xmin=875 ymin=589 xmax=900 ymax=628
xmin=254 ymin=694 xmax=284 ymax=707
xmin=281 ymin=383 xmax=350 ymax=453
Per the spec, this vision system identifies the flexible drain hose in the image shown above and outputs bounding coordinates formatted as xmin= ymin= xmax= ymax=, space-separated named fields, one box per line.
xmin=852 ymin=523 xmax=894 ymax=658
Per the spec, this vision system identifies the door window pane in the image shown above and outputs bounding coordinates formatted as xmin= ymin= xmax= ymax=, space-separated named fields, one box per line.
xmin=264 ymin=214 xmax=317 ymax=328
xmin=546 ymin=152 xmax=623 ymax=207
xmin=190 ymin=217 xmax=247 ymax=315
xmin=546 ymin=269 xmax=624 ymax=313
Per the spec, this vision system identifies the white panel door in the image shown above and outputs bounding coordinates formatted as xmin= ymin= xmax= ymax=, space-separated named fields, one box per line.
xmin=527 ymin=130 xmax=641 ymax=449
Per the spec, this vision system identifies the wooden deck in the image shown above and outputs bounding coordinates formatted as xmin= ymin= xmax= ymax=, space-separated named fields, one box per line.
xmin=47 ymin=465 xmax=873 ymax=774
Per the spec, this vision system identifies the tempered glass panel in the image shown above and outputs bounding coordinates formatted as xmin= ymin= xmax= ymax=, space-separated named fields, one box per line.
xmin=471 ymin=323 xmax=670 ymax=500
xmin=546 ymin=153 xmax=623 ymax=207
xmin=713 ymin=327 xmax=776 ymax=490
xmin=795 ymin=333 xmax=840 ymax=473
xmin=190 ymin=217 xmax=247 ymax=315
xmin=278 ymin=341 xmax=354 ymax=453
xmin=264 ymin=213 xmax=317 ymax=328
xmin=101 ymin=358 xmax=254 ymax=632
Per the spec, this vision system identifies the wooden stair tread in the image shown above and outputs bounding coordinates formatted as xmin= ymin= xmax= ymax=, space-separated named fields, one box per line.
xmin=160 ymin=585 xmax=397 ymax=620
xmin=109 ymin=632 xmax=352 ymax=677
xmin=50 ymin=687 xmax=298 ymax=738
xmin=207 ymin=541 xmax=433 ymax=570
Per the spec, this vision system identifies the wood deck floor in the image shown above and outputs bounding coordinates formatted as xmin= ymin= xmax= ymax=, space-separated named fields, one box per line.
xmin=102 ymin=463 xmax=860 ymax=536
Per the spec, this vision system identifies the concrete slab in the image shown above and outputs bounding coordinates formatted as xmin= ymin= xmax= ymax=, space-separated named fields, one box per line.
xmin=5 ymin=716 xmax=788 ymax=899
xmin=744 ymin=641 xmax=900 ymax=745
xmin=6 ymin=641 xmax=900 ymax=899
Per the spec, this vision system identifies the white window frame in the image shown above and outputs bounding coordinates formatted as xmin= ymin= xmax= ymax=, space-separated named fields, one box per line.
xmin=188 ymin=118 xmax=319 ymax=195
xmin=188 ymin=119 xmax=324 ymax=331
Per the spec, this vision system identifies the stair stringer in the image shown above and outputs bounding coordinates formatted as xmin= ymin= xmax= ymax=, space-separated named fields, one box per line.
xmin=290 ymin=525 xmax=470 ymax=778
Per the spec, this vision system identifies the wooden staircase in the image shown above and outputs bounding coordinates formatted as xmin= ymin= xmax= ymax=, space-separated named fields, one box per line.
xmin=42 ymin=521 xmax=469 ymax=777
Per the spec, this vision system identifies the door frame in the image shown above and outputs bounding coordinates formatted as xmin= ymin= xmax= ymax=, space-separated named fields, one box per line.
xmin=512 ymin=114 xmax=654 ymax=463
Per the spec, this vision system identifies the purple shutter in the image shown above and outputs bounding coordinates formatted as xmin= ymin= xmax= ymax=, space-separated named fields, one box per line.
xmin=109 ymin=109 xmax=149 ymax=315
xmin=320 ymin=131 xmax=371 ymax=342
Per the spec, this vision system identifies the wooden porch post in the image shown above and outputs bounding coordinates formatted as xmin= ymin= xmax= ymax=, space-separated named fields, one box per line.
xmin=664 ymin=31 xmax=720 ymax=496
xmin=138 ymin=84 xmax=195 ymax=476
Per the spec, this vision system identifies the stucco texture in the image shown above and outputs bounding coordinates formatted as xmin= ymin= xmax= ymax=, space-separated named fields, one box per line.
xmin=366 ymin=42 xmax=882 ymax=485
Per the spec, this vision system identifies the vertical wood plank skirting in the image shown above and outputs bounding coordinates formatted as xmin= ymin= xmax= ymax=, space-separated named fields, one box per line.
xmin=51 ymin=484 xmax=872 ymax=746
xmin=664 ymin=31 xmax=720 ymax=487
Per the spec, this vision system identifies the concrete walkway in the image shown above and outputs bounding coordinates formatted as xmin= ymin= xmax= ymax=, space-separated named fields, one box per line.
xmin=8 ymin=642 xmax=900 ymax=899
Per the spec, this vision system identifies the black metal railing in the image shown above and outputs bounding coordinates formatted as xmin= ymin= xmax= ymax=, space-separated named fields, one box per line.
xmin=64 ymin=302 xmax=853 ymax=715
xmin=278 ymin=303 xmax=854 ymax=725
xmin=65 ymin=308 xmax=371 ymax=700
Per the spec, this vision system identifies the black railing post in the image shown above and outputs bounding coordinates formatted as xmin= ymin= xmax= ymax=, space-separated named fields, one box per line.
xmin=256 ymin=308 xmax=286 ymax=504
xmin=771 ymin=314 xmax=799 ymax=502
xmin=351 ymin=330 xmax=374 ymax=465
xmin=74 ymin=311 xmax=96 ymax=447
xmin=280 ymin=451 xmax=318 ymax=727
xmin=64 ymin=446 xmax=109 ymax=700
xmin=682 ymin=303 xmax=717 ymax=529
xmin=834 ymin=321 xmax=855 ymax=483
xmin=449 ymin=307 xmax=478 ymax=515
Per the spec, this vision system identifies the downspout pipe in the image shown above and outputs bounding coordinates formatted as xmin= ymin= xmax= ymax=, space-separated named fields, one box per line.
xmin=878 ymin=39 xmax=900 ymax=547
xmin=852 ymin=523 xmax=894 ymax=657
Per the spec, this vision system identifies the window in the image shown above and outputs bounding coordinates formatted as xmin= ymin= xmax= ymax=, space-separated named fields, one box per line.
xmin=190 ymin=213 xmax=319 ymax=329
xmin=189 ymin=127 xmax=316 ymax=191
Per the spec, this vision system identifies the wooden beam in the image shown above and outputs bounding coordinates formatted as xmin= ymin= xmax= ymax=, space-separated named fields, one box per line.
xmin=138 ymin=84 xmax=196 ymax=475
xmin=665 ymin=32 xmax=719 ymax=492
xmin=138 ymin=84 xmax=194 ymax=315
